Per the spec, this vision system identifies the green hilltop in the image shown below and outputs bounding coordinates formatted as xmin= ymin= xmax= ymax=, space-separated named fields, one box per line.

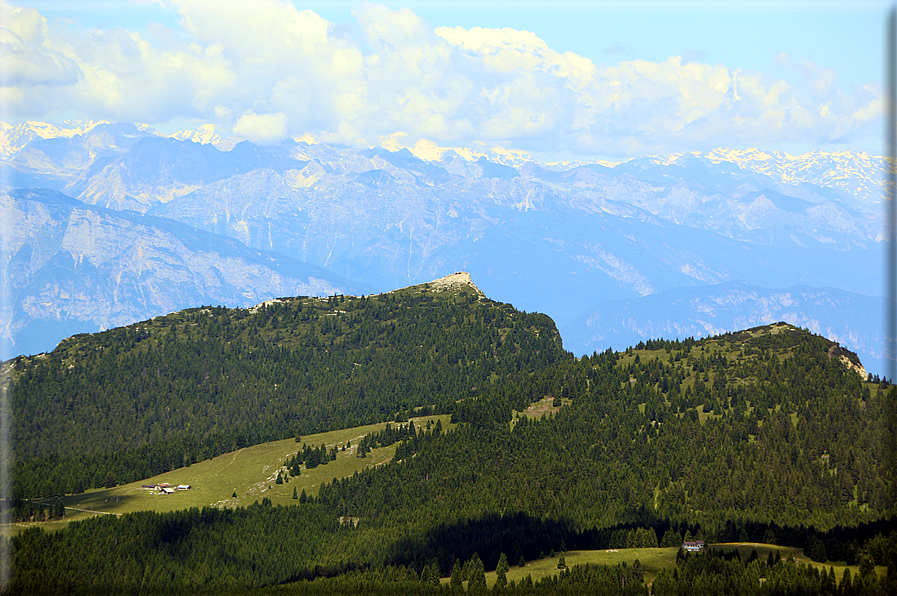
xmin=9 ymin=272 xmax=564 ymax=499
xmin=6 ymin=277 xmax=896 ymax=594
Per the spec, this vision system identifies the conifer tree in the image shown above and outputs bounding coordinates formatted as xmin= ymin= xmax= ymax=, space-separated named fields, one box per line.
xmin=420 ymin=564 xmax=433 ymax=585
xmin=461 ymin=557 xmax=472 ymax=582
xmin=826 ymin=567 xmax=836 ymax=593
xmin=841 ymin=568 xmax=852 ymax=592
xmin=426 ymin=562 xmax=440 ymax=587
xmin=450 ymin=560 xmax=463 ymax=589
xmin=495 ymin=565 xmax=507 ymax=589
xmin=469 ymin=563 xmax=486 ymax=593
xmin=660 ymin=530 xmax=683 ymax=548
xmin=633 ymin=559 xmax=643 ymax=582
xmin=859 ymin=554 xmax=875 ymax=578
xmin=497 ymin=553 xmax=509 ymax=576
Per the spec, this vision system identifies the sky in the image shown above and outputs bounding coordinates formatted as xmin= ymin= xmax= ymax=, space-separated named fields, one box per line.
xmin=0 ymin=0 xmax=891 ymax=162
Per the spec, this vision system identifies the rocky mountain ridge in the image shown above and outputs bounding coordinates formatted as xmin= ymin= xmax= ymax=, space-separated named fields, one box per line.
xmin=0 ymin=120 xmax=886 ymax=373
xmin=2 ymin=120 xmax=889 ymax=210
xmin=0 ymin=120 xmax=114 ymax=157
xmin=1 ymin=188 xmax=371 ymax=358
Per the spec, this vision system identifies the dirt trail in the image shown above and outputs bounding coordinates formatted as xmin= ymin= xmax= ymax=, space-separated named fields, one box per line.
xmin=228 ymin=447 xmax=245 ymax=466
xmin=64 ymin=506 xmax=120 ymax=516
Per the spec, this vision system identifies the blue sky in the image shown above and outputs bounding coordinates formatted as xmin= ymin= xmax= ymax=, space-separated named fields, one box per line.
xmin=1 ymin=0 xmax=890 ymax=161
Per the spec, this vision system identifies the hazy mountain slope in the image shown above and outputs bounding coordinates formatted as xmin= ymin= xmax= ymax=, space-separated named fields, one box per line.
xmin=547 ymin=156 xmax=880 ymax=250
xmin=562 ymin=281 xmax=885 ymax=374
xmin=68 ymin=137 xmax=311 ymax=212
xmin=1 ymin=122 xmax=886 ymax=369
xmin=699 ymin=147 xmax=888 ymax=209
xmin=9 ymin=123 xmax=879 ymax=256
xmin=144 ymin=142 xmax=882 ymax=320
xmin=2 ymin=122 xmax=158 ymax=191
xmin=0 ymin=188 xmax=372 ymax=357
xmin=0 ymin=120 xmax=114 ymax=157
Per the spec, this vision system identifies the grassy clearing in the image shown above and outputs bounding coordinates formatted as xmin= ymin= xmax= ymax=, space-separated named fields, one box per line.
xmin=438 ymin=544 xmax=886 ymax=589
xmin=616 ymin=348 xmax=670 ymax=367
xmin=493 ymin=548 xmax=679 ymax=587
xmin=8 ymin=415 xmax=453 ymax=535
xmin=709 ymin=543 xmax=887 ymax=583
xmin=441 ymin=549 xmax=678 ymax=588
xmin=511 ymin=396 xmax=571 ymax=429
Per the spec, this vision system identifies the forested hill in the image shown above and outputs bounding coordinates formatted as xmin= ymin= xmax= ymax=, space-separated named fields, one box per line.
xmin=9 ymin=273 xmax=566 ymax=499
xmin=10 ymin=319 xmax=895 ymax=595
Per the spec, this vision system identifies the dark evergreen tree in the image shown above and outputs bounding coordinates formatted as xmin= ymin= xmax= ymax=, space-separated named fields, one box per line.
xmin=450 ymin=560 xmax=463 ymax=589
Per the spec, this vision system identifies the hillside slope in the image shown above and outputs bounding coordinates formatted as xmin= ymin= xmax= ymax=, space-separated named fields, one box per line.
xmin=9 ymin=318 xmax=894 ymax=594
xmin=562 ymin=280 xmax=886 ymax=374
xmin=9 ymin=273 xmax=565 ymax=498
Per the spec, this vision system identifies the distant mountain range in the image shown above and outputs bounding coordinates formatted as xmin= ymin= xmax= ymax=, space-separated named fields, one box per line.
xmin=0 ymin=120 xmax=888 ymax=373
xmin=1 ymin=188 xmax=371 ymax=358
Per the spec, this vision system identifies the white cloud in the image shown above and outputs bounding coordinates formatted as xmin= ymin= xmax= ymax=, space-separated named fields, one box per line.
xmin=233 ymin=110 xmax=287 ymax=144
xmin=0 ymin=4 xmax=80 ymax=88
xmin=0 ymin=0 xmax=883 ymax=159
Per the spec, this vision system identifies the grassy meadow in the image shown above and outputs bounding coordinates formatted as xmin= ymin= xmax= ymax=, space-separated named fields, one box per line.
xmin=453 ymin=544 xmax=886 ymax=589
xmin=708 ymin=543 xmax=888 ymax=583
xmin=7 ymin=414 xmax=453 ymax=535
xmin=491 ymin=547 xmax=679 ymax=586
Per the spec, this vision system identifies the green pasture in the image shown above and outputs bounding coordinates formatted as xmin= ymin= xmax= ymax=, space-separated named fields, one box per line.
xmin=509 ymin=396 xmax=572 ymax=430
xmin=8 ymin=415 xmax=452 ymax=535
xmin=445 ymin=544 xmax=886 ymax=589
xmin=493 ymin=548 xmax=679 ymax=587
xmin=709 ymin=543 xmax=887 ymax=583
xmin=615 ymin=349 xmax=672 ymax=369
xmin=440 ymin=548 xmax=679 ymax=588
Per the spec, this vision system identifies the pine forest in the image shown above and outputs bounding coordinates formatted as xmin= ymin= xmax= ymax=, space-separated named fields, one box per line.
xmin=4 ymin=278 xmax=895 ymax=594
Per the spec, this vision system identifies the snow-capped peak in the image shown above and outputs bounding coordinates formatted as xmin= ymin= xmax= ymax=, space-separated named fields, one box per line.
xmin=168 ymin=124 xmax=241 ymax=151
xmin=170 ymin=124 xmax=219 ymax=145
xmin=644 ymin=147 xmax=889 ymax=207
xmin=0 ymin=119 xmax=111 ymax=157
